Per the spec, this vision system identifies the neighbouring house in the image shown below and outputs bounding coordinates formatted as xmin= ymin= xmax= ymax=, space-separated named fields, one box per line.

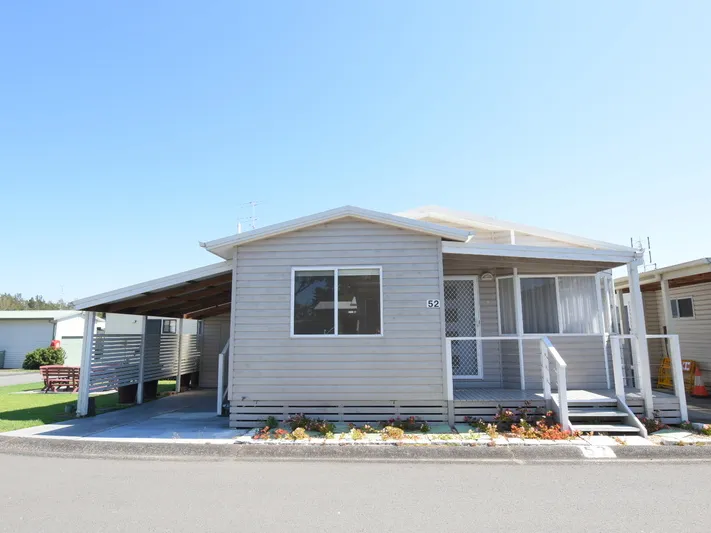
xmin=0 ymin=311 xmax=105 ymax=368
xmin=615 ymin=258 xmax=711 ymax=388
xmin=72 ymin=205 xmax=690 ymax=434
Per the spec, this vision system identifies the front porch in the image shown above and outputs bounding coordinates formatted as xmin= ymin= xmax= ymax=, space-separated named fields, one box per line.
xmin=453 ymin=387 xmax=682 ymax=424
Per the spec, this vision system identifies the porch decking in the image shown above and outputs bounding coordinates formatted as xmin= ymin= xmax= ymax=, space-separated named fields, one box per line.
xmin=453 ymin=388 xmax=682 ymax=424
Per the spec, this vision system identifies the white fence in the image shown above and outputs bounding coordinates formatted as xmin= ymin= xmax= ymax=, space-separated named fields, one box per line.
xmin=89 ymin=333 xmax=201 ymax=393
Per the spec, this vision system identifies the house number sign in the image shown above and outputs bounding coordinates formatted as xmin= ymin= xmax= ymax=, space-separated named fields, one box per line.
xmin=426 ymin=299 xmax=441 ymax=308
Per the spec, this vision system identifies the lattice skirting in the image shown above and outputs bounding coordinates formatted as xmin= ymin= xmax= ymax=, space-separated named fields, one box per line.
xmin=229 ymin=401 xmax=448 ymax=428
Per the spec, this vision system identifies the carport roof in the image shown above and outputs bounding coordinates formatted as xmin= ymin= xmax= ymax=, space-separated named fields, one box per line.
xmin=72 ymin=261 xmax=233 ymax=320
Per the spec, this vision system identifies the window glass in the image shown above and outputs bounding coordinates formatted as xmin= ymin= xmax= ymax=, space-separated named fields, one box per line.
xmin=337 ymin=268 xmax=381 ymax=335
xmin=671 ymin=300 xmax=679 ymax=318
xmin=558 ymin=276 xmax=600 ymax=334
xmin=293 ymin=270 xmax=335 ymax=335
xmin=520 ymin=278 xmax=559 ymax=334
xmin=162 ymin=320 xmax=177 ymax=334
xmin=676 ymin=298 xmax=694 ymax=318
xmin=497 ymin=277 xmax=516 ymax=334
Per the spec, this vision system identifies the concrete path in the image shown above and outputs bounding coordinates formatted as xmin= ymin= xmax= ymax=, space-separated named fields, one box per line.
xmin=0 ymin=371 xmax=40 ymax=387
xmin=687 ymin=394 xmax=711 ymax=423
xmin=1 ymin=453 xmax=710 ymax=533
xmin=4 ymin=389 xmax=241 ymax=440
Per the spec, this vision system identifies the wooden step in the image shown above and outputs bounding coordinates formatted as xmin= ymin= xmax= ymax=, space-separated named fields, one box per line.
xmin=568 ymin=408 xmax=628 ymax=418
xmin=573 ymin=424 xmax=640 ymax=434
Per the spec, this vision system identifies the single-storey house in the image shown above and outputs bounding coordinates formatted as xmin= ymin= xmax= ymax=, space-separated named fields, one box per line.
xmin=0 ymin=311 xmax=104 ymax=368
xmin=72 ymin=206 xmax=690 ymax=434
xmin=615 ymin=258 xmax=711 ymax=387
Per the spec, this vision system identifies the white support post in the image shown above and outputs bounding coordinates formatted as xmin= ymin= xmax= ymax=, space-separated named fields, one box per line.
xmin=611 ymin=337 xmax=625 ymax=398
xmin=627 ymin=260 xmax=654 ymax=418
xmin=513 ymin=267 xmax=526 ymax=390
xmin=217 ymin=347 xmax=225 ymax=415
xmin=596 ymin=273 xmax=611 ymax=389
xmin=668 ymin=335 xmax=689 ymax=422
xmin=175 ymin=318 xmax=184 ymax=393
xmin=539 ymin=340 xmax=551 ymax=402
xmin=616 ymin=290 xmax=626 ymax=334
xmin=136 ymin=316 xmax=147 ymax=404
xmin=77 ymin=312 xmax=96 ymax=417
xmin=557 ymin=364 xmax=569 ymax=431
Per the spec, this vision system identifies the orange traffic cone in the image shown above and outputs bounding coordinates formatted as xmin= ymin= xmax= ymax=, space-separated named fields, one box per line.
xmin=691 ymin=367 xmax=709 ymax=397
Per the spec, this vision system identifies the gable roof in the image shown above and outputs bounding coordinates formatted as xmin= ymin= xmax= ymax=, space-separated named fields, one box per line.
xmin=397 ymin=205 xmax=634 ymax=252
xmin=201 ymin=205 xmax=472 ymax=259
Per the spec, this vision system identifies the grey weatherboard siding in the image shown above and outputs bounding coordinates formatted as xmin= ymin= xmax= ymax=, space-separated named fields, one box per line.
xmin=229 ymin=218 xmax=447 ymax=414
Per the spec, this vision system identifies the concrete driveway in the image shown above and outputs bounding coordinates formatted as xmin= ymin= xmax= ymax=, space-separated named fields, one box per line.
xmin=0 ymin=370 xmax=40 ymax=387
xmin=3 ymin=389 xmax=241 ymax=440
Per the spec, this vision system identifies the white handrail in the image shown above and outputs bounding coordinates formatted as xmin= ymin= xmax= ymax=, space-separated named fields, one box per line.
xmin=216 ymin=340 xmax=230 ymax=415
xmin=609 ymin=333 xmax=689 ymax=422
xmin=539 ymin=337 xmax=569 ymax=431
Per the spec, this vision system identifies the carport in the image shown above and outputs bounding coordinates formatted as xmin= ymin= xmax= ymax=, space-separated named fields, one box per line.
xmin=72 ymin=261 xmax=234 ymax=417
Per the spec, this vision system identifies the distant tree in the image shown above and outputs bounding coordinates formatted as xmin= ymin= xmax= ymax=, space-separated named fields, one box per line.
xmin=0 ymin=293 xmax=73 ymax=311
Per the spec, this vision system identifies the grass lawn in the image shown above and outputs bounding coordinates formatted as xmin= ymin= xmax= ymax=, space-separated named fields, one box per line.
xmin=0 ymin=380 xmax=176 ymax=433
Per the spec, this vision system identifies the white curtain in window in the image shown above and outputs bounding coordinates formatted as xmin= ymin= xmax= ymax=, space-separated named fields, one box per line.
xmin=520 ymin=278 xmax=559 ymax=334
xmin=497 ymin=277 xmax=516 ymax=334
xmin=558 ymin=276 xmax=600 ymax=334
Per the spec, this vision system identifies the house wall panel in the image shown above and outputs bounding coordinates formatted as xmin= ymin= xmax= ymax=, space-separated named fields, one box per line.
xmin=230 ymin=218 xmax=446 ymax=408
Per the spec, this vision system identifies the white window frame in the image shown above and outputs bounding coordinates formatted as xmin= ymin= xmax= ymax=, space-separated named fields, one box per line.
xmin=290 ymin=266 xmax=384 ymax=338
xmin=671 ymin=296 xmax=695 ymax=320
xmin=496 ymin=273 xmax=603 ymax=336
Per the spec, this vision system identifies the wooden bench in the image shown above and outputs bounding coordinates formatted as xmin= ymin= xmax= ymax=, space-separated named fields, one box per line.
xmin=40 ymin=365 xmax=81 ymax=392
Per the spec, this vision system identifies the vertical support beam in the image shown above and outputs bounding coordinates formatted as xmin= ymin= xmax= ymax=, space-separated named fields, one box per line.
xmin=227 ymin=248 xmax=239 ymax=403
xmin=616 ymin=290 xmax=626 ymax=334
xmin=136 ymin=316 xmax=147 ymax=404
xmin=668 ymin=335 xmax=689 ymax=422
xmin=540 ymin=340 xmax=551 ymax=402
xmin=77 ymin=312 xmax=96 ymax=417
xmin=175 ymin=318 xmax=184 ymax=393
xmin=557 ymin=364 xmax=569 ymax=431
xmin=627 ymin=260 xmax=654 ymax=417
xmin=217 ymin=345 xmax=225 ymax=415
xmin=513 ymin=267 xmax=526 ymax=390
xmin=437 ymin=240 xmax=454 ymax=426
xmin=596 ymin=273 xmax=611 ymax=389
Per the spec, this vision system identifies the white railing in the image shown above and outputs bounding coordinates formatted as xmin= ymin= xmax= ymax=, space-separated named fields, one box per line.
xmin=216 ymin=340 xmax=230 ymax=415
xmin=539 ymin=337 xmax=570 ymax=431
xmin=610 ymin=333 xmax=688 ymax=422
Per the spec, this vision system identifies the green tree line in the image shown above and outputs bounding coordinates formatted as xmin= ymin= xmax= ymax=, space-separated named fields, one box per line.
xmin=0 ymin=293 xmax=74 ymax=311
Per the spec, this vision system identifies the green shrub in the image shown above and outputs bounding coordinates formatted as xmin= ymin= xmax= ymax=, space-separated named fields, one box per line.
xmin=22 ymin=347 xmax=66 ymax=369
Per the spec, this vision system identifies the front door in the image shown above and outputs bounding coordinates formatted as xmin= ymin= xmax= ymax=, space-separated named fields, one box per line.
xmin=444 ymin=277 xmax=482 ymax=379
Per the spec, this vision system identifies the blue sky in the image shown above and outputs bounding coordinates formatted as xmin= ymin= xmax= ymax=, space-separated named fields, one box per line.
xmin=1 ymin=2 xmax=709 ymax=302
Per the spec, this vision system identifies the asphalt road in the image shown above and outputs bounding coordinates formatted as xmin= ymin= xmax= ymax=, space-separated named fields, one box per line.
xmin=1 ymin=453 xmax=709 ymax=532
xmin=0 ymin=371 xmax=40 ymax=387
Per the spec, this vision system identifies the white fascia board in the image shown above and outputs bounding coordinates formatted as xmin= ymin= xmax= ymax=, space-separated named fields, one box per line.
xmin=72 ymin=260 xmax=233 ymax=311
xmin=399 ymin=205 xmax=634 ymax=252
xmin=442 ymin=242 xmax=639 ymax=265
xmin=202 ymin=205 xmax=471 ymax=259
xmin=51 ymin=312 xmax=85 ymax=324
xmin=614 ymin=257 xmax=711 ymax=289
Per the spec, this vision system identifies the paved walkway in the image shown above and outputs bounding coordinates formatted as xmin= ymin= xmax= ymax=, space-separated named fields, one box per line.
xmin=4 ymin=389 xmax=243 ymax=440
xmin=0 ymin=371 xmax=41 ymax=387
xmin=688 ymin=394 xmax=711 ymax=423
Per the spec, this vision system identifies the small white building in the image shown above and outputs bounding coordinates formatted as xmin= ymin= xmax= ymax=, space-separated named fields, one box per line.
xmin=0 ymin=311 xmax=105 ymax=368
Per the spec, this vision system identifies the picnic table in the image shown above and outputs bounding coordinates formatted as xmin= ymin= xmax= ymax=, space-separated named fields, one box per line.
xmin=39 ymin=365 xmax=81 ymax=392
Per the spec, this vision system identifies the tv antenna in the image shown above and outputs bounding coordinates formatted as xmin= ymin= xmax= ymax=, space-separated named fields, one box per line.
xmin=237 ymin=201 xmax=262 ymax=233
xmin=630 ymin=236 xmax=656 ymax=272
